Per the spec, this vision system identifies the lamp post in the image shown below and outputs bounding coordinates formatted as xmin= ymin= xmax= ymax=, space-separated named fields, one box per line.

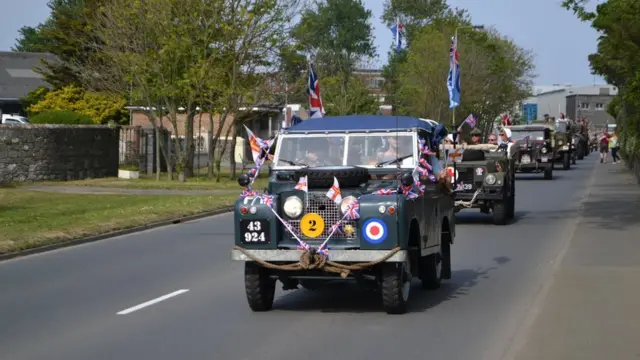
xmin=452 ymin=25 xmax=485 ymax=130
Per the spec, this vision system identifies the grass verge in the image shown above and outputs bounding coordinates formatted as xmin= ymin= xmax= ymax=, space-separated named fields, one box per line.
xmin=21 ymin=173 xmax=269 ymax=191
xmin=0 ymin=189 xmax=238 ymax=255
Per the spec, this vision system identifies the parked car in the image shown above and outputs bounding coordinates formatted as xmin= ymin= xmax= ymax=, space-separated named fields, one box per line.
xmin=1 ymin=114 xmax=30 ymax=124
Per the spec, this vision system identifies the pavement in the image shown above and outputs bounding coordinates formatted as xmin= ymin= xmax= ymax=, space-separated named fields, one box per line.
xmin=1 ymin=155 xmax=639 ymax=360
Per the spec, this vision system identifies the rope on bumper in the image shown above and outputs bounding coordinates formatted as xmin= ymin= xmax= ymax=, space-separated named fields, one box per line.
xmin=233 ymin=245 xmax=402 ymax=278
xmin=454 ymin=188 xmax=482 ymax=208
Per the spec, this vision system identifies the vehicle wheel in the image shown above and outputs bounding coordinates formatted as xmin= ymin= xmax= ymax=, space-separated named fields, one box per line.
xmin=299 ymin=279 xmax=322 ymax=291
xmin=381 ymin=262 xmax=411 ymax=314
xmin=578 ymin=147 xmax=584 ymax=160
xmin=562 ymin=153 xmax=571 ymax=170
xmin=492 ymin=202 xmax=507 ymax=225
xmin=244 ymin=262 xmax=276 ymax=311
xmin=507 ymin=195 xmax=515 ymax=219
xmin=544 ymin=166 xmax=553 ymax=180
xmin=420 ymin=248 xmax=443 ymax=290
xmin=572 ymin=153 xmax=577 ymax=165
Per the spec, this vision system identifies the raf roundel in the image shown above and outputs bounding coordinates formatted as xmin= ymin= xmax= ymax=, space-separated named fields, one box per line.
xmin=361 ymin=218 xmax=388 ymax=244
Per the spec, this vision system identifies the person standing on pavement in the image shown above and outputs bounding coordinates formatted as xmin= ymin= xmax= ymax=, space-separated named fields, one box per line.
xmin=599 ymin=131 xmax=610 ymax=163
xmin=609 ymin=130 xmax=620 ymax=164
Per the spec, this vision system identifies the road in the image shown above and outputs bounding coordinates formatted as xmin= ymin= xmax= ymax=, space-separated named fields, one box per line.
xmin=1 ymin=159 xmax=598 ymax=360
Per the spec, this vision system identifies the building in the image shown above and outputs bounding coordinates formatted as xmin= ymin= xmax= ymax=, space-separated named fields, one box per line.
xmin=565 ymin=85 xmax=617 ymax=125
xmin=0 ymin=51 xmax=57 ymax=115
xmin=523 ymin=84 xmax=618 ymax=124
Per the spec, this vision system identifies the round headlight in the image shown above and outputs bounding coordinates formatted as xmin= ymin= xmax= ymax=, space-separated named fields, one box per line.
xmin=340 ymin=196 xmax=358 ymax=214
xmin=558 ymin=140 xmax=563 ymax=145
xmin=283 ymin=196 xmax=303 ymax=218
xmin=541 ymin=147 xmax=548 ymax=154
xmin=485 ymin=174 xmax=497 ymax=185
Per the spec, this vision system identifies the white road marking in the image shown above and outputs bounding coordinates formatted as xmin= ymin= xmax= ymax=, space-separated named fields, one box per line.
xmin=117 ymin=289 xmax=189 ymax=315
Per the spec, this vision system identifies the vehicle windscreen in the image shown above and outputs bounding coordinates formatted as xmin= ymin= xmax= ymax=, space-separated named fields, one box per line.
xmin=273 ymin=133 xmax=415 ymax=168
xmin=510 ymin=131 xmax=545 ymax=141
xmin=275 ymin=135 xmax=345 ymax=167
xmin=347 ymin=133 xmax=415 ymax=168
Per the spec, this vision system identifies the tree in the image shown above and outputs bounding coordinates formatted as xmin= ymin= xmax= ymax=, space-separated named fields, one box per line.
xmin=561 ymin=0 xmax=640 ymax=162
xmin=82 ymin=0 xmax=298 ymax=181
xmin=292 ymin=0 xmax=376 ymax=78
xmin=395 ymin=22 xmax=535 ymax=135
xmin=13 ymin=0 xmax=106 ymax=89
xmin=321 ymin=75 xmax=380 ymax=116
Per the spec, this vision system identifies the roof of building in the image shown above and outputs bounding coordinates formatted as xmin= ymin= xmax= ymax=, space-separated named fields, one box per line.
xmin=283 ymin=115 xmax=436 ymax=134
xmin=566 ymin=85 xmax=618 ymax=96
xmin=0 ymin=51 xmax=57 ymax=101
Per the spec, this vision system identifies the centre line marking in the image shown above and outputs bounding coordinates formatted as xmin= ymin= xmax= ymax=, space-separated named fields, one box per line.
xmin=117 ymin=289 xmax=189 ymax=315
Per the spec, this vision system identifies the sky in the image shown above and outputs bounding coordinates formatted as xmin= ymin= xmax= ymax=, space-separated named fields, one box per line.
xmin=0 ymin=0 xmax=605 ymax=86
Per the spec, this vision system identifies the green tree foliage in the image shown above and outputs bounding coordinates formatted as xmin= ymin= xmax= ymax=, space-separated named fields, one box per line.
xmin=321 ymin=75 xmax=380 ymax=116
xmin=20 ymin=86 xmax=51 ymax=116
xmin=29 ymin=110 xmax=94 ymax=125
xmin=562 ymin=0 xmax=640 ymax=161
xmin=13 ymin=0 xmax=106 ymax=89
xmin=395 ymin=22 xmax=534 ymax=134
xmin=28 ymin=85 xmax=127 ymax=124
xmin=292 ymin=0 xmax=376 ymax=78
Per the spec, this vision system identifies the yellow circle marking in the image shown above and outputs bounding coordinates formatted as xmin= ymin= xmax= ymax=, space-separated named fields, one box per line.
xmin=300 ymin=213 xmax=325 ymax=238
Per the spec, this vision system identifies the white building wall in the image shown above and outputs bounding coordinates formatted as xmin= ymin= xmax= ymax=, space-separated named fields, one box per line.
xmin=535 ymin=90 xmax=569 ymax=120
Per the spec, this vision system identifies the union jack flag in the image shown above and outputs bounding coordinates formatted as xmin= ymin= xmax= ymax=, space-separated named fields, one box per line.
xmin=416 ymin=166 xmax=430 ymax=177
xmin=261 ymin=195 xmax=274 ymax=208
xmin=345 ymin=201 xmax=360 ymax=220
xmin=414 ymin=180 xmax=425 ymax=194
xmin=307 ymin=61 xmax=325 ymax=118
xmin=405 ymin=189 xmax=419 ymax=200
xmin=419 ymin=158 xmax=432 ymax=171
xmin=464 ymin=114 xmax=477 ymax=128
xmin=375 ymin=188 xmax=397 ymax=195
xmin=241 ymin=188 xmax=257 ymax=197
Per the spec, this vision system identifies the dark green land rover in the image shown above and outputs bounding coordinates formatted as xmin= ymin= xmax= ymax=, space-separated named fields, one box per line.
xmin=230 ymin=115 xmax=456 ymax=314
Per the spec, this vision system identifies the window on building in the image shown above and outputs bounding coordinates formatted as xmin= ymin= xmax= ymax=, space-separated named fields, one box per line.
xmin=595 ymin=103 xmax=604 ymax=110
xmin=580 ymin=102 xmax=590 ymax=109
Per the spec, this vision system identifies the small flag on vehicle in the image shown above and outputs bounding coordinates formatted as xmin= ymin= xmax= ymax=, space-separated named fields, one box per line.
xmin=294 ymin=176 xmax=308 ymax=192
xmin=325 ymin=176 xmax=342 ymax=204
xmin=464 ymin=114 xmax=477 ymax=128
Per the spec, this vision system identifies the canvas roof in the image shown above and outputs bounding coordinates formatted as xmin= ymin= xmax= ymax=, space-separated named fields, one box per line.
xmin=283 ymin=115 xmax=435 ymax=134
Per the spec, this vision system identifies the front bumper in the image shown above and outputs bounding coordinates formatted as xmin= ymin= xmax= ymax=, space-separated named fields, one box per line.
xmin=454 ymin=187 xmax=504 ymax=201
xmin=231 ymin=248 xmax=408 ymax=263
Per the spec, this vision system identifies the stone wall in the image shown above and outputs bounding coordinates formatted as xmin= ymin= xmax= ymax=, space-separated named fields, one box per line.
xmin=0 ymin=124 xmax=119 ymax=183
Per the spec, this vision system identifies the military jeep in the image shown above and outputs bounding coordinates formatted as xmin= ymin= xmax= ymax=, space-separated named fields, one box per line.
xmin=439 ymin=143 xmax=517 ymax=225
xmin=551 ymin=120 xmax=574 ymax=170
xmin=508 ymin=125 xmax=554 ymax=179
xmin=230 ymin=115 xmax=456 ymax=314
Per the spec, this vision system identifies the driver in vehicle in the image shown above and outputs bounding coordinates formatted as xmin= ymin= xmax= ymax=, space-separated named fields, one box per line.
xmin=377 ymin=135 xmax=413 ymax=165
xmin=300 ymin=137 xmax=343 ymax=166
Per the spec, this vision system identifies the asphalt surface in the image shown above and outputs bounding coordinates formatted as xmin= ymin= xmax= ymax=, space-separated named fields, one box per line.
xmin=0 ymin=156 xmax=614 ymax=360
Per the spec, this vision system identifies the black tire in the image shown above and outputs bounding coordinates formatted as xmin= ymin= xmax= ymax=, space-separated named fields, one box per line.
xmin=562 ymin=152 xmax=571 ymax=170
xmin=381 ymin=263 xmax=410 ymax=314
xmin=578 ymin=146 xmax=584 ymax=160
xmin=507 ymin=195 xmax=515 ymax=219
xmin=420 ymin=250 xmax=443 ymax=290
xmin=544 ymin=166 xmax=553 ymax=180
xmin=295 ymin=166 xmax=369 ymax=189
xmin=571 ymin=153 xmax=577 ymax=165
xmin=244 ymin=262 xmax=276 ymax=312
xmin=492 ymin=202 xmax=507 ymax=225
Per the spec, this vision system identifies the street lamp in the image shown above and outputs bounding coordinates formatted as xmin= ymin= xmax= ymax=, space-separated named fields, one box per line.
xmin=452 ymin=24 xmax=484 ymax=130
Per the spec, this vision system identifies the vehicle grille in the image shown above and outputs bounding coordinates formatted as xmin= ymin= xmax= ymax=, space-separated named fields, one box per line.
xmin=456 ymin=168 xmax=475 ymax=186
xmin=288 ymin=192 xmax=357 ymax=241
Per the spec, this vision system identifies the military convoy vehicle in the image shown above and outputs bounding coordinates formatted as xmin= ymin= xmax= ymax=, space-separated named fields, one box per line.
xmin=440 ymin=143 xmax=517 ymax=225
xmin=551 ymin=120 xmax=575 ymax=170
xmin=231 ymin=115 xmax=456 ymax=314
xmin=508 ymin=125 xmax=554 ymax=179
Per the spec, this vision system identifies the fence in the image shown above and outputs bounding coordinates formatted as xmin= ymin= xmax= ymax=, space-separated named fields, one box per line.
xmin=118 ymin=126 xmax=251 ymax=175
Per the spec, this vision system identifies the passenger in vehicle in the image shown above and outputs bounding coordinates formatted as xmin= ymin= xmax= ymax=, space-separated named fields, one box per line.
xmin=487 ymin=134 xmax=499 ymax=145
xmin=469 ymin=128 xmax=482 ymax=144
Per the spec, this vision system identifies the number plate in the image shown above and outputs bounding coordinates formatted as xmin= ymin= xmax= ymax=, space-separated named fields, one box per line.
xmin=521 ymin=155 xmax=531 ymax=164
xmin=240 ymin=219 xmax=270 ymax=244
xmin=541 ymin=156 xmax=548 ymax=162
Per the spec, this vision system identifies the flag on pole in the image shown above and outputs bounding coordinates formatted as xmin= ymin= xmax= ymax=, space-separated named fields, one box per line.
xmin=307 ymin=60 xmax=325 ymax=118
xmin=389 ymin=19 xmax=404 ymax=53
xmin=447 ymin=36 xmax=461 ymax=108
xmin=243 ymin=125 xmax=267 ymax=165
xmin=501 ymin=113 xmax=512 ymax=126
xmin=294 ymin=176 xmax=308 ymax=192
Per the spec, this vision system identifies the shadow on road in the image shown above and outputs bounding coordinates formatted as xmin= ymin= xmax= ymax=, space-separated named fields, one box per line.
xmin=454 ymin=211 xmax=528 ymax=225
xmin=515 ymin=174 xmax=562 ymax=181
xmin=272 ymin=256 xmax=510 ymax=314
